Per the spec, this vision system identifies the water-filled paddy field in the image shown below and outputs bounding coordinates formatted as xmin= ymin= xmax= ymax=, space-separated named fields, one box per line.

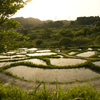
xmin=0 ymin=48 xmax=100 ymax=83
xmin=76 ymin=51 xmax=96 ymax=57
xmin=49 ymin=58 xmax=86 ymax=66
xmin=6 ymin=66 xmax=100 ymax=82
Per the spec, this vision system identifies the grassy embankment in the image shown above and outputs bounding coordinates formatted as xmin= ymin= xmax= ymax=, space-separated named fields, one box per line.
xmin=0 ymin=82 xmax=100 ymax=100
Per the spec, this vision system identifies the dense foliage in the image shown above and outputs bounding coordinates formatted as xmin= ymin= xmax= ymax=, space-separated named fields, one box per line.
xmin=0 ymin=83 xmax=100 ymax=100
xmin=77 ymin=16 xmax=100 ymax=25
xmin=1 ymin=1 xmax=100 ymax=51
xmin=0 ymin=0 xmax=30 ymax=53
xmin=13 ymin=16 xmax=100 ymax=49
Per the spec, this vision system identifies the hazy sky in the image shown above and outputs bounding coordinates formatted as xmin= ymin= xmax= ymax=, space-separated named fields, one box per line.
xmin=11 ymin=0 xmax=100 ymax=21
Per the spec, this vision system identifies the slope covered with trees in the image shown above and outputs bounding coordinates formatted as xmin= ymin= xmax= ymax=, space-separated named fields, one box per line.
xmin=13 ymin=16 xmax=100 ymax=49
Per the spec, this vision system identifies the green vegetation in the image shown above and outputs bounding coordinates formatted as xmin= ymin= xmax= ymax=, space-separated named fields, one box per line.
xmin=12 ymin=16 xmax=100 ymax=49
xmin=1 ymin=1 xmax=100 ymax=99
xmin=0 ymin=82 xmax=100 ymax=100
xmin=0 ymin=0 xmax=31 ymax=53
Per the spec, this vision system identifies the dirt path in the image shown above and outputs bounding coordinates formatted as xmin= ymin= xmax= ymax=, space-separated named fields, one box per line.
xmin=0 ymin=72 xmax=100 ymax=91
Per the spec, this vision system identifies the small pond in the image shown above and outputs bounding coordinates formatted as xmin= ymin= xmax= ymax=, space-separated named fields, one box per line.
xmin=23 ymin=59 xmax=47 ymax=65
xmin=76 ymin=51 xmax=95 ymax=57
xmin=93 ymin=61 xmax=100 ymax=66
xmin=50 ymin=58 xmax=86 ymax=66
xmin=6 ymin=66 xmax=100 ymax=82
xmin=27 ymin=52 xmax=56 ymax=56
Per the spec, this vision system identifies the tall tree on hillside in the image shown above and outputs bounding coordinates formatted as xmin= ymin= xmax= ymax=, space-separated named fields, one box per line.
xmin=42 ymin=27 xmax=52 ymax=39
xmin=59 ymin=29 xmax=73 ymax=38
xmin=59 ymin=37 xmax=73 ymax=47
xmin=0 ymin=0 xmax=31 ymax=53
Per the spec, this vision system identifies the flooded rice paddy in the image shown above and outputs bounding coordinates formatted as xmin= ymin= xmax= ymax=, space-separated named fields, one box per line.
xmin=50 ymin=58 xmax=86 ymax=66
xmin=6 ymin=66 xmax=100 ymax=82
xmin=23 ymin=59 xmax=47 ymax=65
xmin=76 ymin=51 xmax=95 ymax=57
xmin=68 ymin=52 xmax=77 ymax=55
xmin=36 ymin=50 xmax=51 ymax=53
xmin=93 ymin=61 xmax=100 ymax=66
xmin=0 ymin=62 xmax=14 ymax=68
xmin=1 ymin=48 xmax=100 ymax=83
xmin=27 ymin=52 xmax=56 ymax=56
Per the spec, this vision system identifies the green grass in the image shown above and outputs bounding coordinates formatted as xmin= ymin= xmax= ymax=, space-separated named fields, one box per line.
xmin=0 ymin=82 xmax=100 ymax=100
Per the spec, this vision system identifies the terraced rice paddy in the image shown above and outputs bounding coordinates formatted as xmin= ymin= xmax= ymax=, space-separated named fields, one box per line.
xmin=0 ymin=48 xmax=100 ymax=83
xmin=6 ymin=66 xmax=100 ymax=82
xmin=76 ymin=51 xmax=96 ymax=57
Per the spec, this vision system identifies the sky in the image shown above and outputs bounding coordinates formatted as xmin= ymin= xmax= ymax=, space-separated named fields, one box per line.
xmin=11 ymin=0 xmax=100 ymax=21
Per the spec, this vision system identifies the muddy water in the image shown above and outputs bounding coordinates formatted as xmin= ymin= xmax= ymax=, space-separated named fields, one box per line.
xmin=6 ymin=66 xmax=100 ymax=82
xmin=50 ymin=58 xmax=86 ymax=66
xmin=76 ymin=51 xmax=95 ymax=57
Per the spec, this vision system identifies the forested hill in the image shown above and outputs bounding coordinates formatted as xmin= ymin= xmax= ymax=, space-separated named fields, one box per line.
xmin=76 ymin=16 xmax=100 ymax=25
xmin=11 ymin=16 xmax=100 ymax=29
xmin=11 ymin=17 xmax=42 ymax=27
xmin=11 ymin=17 xmax=69 ymax=28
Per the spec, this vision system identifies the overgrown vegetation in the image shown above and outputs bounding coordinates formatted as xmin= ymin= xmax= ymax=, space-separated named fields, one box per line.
xmin=1 ymin=1 xmax=100 ymax=99
xmin=11 ymin=16 xmax=100 ymax=50
xmin=0 ymin=82 xmax=100 ymax=100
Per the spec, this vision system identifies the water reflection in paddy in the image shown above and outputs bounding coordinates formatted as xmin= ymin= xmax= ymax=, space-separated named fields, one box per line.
xmin=6 ymin=66 xmax=100 ymax=82
xmin=76 ymin=51 xmax=95 ymax=57
xmin=50 ymin=58 xmax=86 ymax=66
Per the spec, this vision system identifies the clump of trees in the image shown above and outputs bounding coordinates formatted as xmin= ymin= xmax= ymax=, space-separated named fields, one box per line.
xmin=0 ymin=0 xmax=30 ymax=53
xmin=2 ymin=3 xmax=100 ymax=51
xmin=77 ymin=16 xmax=100 ymax=25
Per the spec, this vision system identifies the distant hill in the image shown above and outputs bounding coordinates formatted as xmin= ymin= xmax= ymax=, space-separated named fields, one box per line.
xmin=11 ymin=17 xmax=69 ymax=28
xmin=11 ymin=17 xmax=42 ymax=27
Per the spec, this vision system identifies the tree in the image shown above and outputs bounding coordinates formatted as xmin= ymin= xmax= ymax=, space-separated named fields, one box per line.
xmin=0 ymin=0 xmax=31 ymax=53
xmin=59 ymin=37 xmax=73 ymax=47
xmin=0 ymin=0 xmax=31 ymax=25
xmin=36 ymin=39 xmax=43 ymax=46
xmin=95 ymin=35 xmax=100 ymax=45
xmin=42 ymin=27 xmax=52 ymax=38
xmin=82 ymin=27 xmax=91 ymax=36
xmin=59 ymin=29 xmax=73 ymax=38
xmin=74 ymin=36 xmax=89 ymax=47
xmin=54 ymin=21 xmax=64 ymax=28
